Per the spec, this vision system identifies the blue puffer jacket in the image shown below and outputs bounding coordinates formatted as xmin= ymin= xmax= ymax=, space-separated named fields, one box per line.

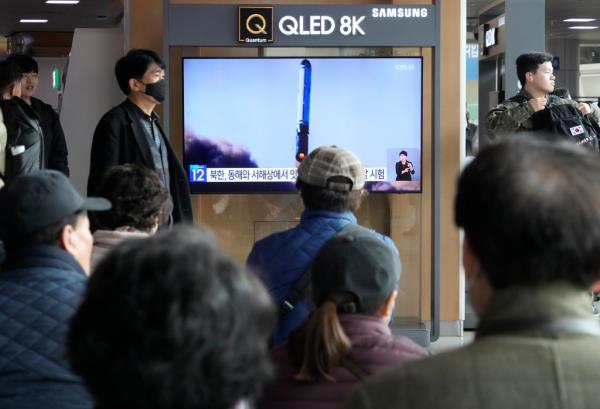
xmin=247 ymin=209 xmax=397 ymax=348
xmin=0 ymin=245 xmax=92 ymax=409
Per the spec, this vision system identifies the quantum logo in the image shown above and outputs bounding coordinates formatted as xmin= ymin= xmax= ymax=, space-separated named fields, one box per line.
xmin=239 ymin=6 xmax=274 ymax=43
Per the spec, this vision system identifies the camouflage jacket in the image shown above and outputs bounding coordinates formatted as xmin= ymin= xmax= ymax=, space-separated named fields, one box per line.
xmin=486 ymin=89 xmax=600 ymax=141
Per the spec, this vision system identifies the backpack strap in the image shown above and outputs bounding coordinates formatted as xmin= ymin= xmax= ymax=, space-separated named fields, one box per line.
xmin=279 ymin=223 xmax=366 ymax=317
xmin=279 ymin=264 xmax=313 ymax=317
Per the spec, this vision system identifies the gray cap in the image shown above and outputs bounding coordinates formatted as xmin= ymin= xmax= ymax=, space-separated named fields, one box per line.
xmin=311 ymin=228 xmax=400 ymax=314
xmin=0 ymin=170 xmax=111 ymax=241
xmin=298 ymin=146 xmax=365 ymax=192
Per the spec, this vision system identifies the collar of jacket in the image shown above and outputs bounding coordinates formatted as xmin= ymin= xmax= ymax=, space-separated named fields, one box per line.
xmin=339 ymin=313 xmax=392 ymax=338
xmin=300 ymin=208 xmax=357 ymax=223
xmin=124 ymin=98 xmax=160 ymax=122
xmin=475 ymin=281 xmax=596 ymax=339
xmin=2 ymin=244 xmax=86 ymax=277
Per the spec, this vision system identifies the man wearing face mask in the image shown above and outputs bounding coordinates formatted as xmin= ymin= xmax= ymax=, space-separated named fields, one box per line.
xmin=87 ymin=49 xmax=192 ymax=226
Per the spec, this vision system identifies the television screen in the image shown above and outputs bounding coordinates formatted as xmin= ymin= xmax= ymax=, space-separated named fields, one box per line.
xmin=183 ymin=57 xmax=423 ymax=194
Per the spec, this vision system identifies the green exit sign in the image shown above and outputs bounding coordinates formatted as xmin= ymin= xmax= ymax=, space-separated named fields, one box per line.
xmin=52 ymin=67 xmax=61 ymax=91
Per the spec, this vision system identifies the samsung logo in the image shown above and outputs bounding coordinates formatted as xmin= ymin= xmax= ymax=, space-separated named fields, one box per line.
xmin=372 ymin=7 xmax=428 ymax=18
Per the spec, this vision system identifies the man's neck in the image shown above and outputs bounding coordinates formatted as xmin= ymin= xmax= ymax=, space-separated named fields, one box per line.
xmin=127 ymin=93 xmax=156 ymax=116
xmin=523 ymin=85 xmax=546 ymax=99
xmin=21 ymin=96 xmax=32 ymax=105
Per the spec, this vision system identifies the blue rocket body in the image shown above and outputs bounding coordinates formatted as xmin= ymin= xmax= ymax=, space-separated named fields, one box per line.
xmin=296 ymin=59 xmax=311 ymax=162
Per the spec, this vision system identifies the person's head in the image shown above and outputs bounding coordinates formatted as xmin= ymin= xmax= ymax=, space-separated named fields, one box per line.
xmin=399 ymin=150 xmax=408 ymax=163
xmin=455 ymin=137 xmax=600 ymax=316
xmin=296 ymin=145 xmax=365 ymax=212
xmin=68 ymin=226 xmax=277 ymax=409
xmin=0 ymin=59 xmax=23 ymax=99
xmin=6 ymin=54 xmax=38 ymax=100
xmin=94 ymin=164 xmax=171 ymax=233
xmin=552 ymin=87 xmax=571 ymax=100
xmin=115 ymin=49 xmax=166 ymax=103
xmin=292 ymin=230 xmax=400 ymax=382
xmin=516 ymin=52 xmax=555 ymax=94
xmin=0 ymin=170 xmax=111 ymax=274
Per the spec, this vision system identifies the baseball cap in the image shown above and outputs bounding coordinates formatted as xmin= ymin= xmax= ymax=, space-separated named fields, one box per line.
xmin=298 ymin=146 xmax=365 ymax=192
xmin=311 ymin=228 xmax=400 ymax=314
xmin=0 ymin=170 xmax=111 ymax=241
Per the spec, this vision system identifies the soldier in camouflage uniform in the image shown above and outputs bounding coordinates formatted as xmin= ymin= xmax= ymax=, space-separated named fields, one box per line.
xmin=486 ymin=52 xmax=600 ymax=141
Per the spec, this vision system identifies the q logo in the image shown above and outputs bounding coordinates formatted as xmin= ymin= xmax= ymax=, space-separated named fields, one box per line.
xmin=239 ymin=6 xmax=273 ymax=43
xmin=246 ymin=14 xmax=267 ymax=35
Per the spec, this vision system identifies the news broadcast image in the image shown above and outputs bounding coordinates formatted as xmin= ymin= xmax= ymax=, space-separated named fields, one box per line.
xmin=183 ymin=57 xmax=423 ymax=194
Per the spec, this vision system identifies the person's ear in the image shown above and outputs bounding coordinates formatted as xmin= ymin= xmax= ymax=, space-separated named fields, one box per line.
xmin=377 ymin=289 xmax=398 ymax=319
xmin=525 ymin=71 xmax=534 ymax=83
xmin=129 ymin=78 xmax=143 ymax=93
xmin=58 ymin=224 xmax=76 ymax=253
xmin=463 ymin=235 xmax=480 ymax=282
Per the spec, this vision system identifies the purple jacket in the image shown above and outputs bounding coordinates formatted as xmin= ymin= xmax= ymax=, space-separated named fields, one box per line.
xmin=259 ymin=314 xmax=428 ymax=409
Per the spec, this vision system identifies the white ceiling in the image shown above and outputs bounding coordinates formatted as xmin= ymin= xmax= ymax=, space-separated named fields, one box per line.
xmin=468 ymin=0 xmax=600 ymax=42
xmin=0 ymin=0 xmax=122 ymax=35
xmin=1 ymin=0 xmax=599 ymax=42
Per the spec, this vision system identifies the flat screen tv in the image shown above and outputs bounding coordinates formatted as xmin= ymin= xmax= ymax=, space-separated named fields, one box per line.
xmin=183 ymin=56 xmax=423 ymax=194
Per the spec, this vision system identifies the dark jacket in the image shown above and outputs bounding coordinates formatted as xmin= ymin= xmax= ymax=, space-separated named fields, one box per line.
xmin=260 ymin=314 xmax=428 ymax=409
xmin=247 ymin=210 xmax=397 ymax=348
xmin=30 ymin=96 xmax=69 ymax=175
xmin=0 ymin=245 xmax=92 ymax=409
xmin=347 ymin=282 xmax=600 ymax=409
xmin=0 ymin=97 xmax=44 ymax=183
xmin=87 ymin=100 xmax=192 ymax=223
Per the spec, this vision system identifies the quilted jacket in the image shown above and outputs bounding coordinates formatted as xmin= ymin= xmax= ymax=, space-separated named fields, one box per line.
xmin=0 ymin=245 xmax=92 ymax=409
xmin=247 ymin=209 xmax=397 ymax=348
xmin=260 ymin=314 xmax=428 ymax=409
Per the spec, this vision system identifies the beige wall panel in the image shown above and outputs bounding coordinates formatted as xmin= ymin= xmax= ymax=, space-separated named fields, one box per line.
xmin=439 ymin=0 xmax=462 ymax=321
xmin=129 ymin=0 xmax=163 ymax=54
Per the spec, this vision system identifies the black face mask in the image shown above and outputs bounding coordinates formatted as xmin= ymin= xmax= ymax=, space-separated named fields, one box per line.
xmin=142 ymin=78 xmax=166 ymax=103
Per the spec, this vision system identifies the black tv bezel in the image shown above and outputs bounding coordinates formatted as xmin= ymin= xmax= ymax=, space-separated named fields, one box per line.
xmin=181 ymin=55 xmax=424 ymax=195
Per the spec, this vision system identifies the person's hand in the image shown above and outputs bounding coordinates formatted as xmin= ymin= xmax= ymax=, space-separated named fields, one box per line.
xmin=402 ymin=169 xmax=408 ymax=174
xmin=408 ymin=163 xmax=414 ymax=171
xmin=528 ymin=97 xmax=547 ymax=112
xmin=577 ymin=102 xmax=592 ymax=115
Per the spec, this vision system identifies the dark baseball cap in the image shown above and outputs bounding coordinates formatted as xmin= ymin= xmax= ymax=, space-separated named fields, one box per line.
xmin=0 ymin=170 xmax=111 ymax=241
xmin=298 ymin=146 xmax=365 ymax=192
xmin=311 ymin=228 xmax=400 ymax=314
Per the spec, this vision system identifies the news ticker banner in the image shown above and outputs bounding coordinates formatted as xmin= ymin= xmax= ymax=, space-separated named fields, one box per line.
xmin=169 ymin=4 xmax=437 ymax=47
xmin=189 ymin=165 xmax=387 ymax=183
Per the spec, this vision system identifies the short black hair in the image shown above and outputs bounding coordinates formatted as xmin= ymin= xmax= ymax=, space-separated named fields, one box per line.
xmin=68 ymin=226 xmax=277 ymax=409
xmin=3 ymin=212 xmax=82 ymax=253
xmin=0 ymin=59 xmax=23 ymax=94
xmin=6 ymin=54 xmax=38 ymax=74
xmin=399 ymin=150 xmax=408 ymax=156
xmin=114 ymin=49 xmax=165 ymax=95
xmin=296 ymin=180 xmax=364 ymax=212
xmin=516 ymin=52 xmax=553 ymax=87
xmin=94 ymin=164 xmax=171 ymax=231
xmin=455 ymin=136 xmax=600 ymax=289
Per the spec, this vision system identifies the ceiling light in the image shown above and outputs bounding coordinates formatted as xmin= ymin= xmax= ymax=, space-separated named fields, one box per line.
xmin=19 ymin=19 xmax=49 ymax=23
xmin=564 ymin=18 xmax=596 ymax=23
xmin=568 ymin=26 xmax=599 ymax=30
xmin=46 ymin=0 xmax=80 ymax=3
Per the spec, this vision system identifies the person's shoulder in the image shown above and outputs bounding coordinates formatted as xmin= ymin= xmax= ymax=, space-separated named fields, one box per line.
xmin=96 ymin=100 xmax=130 ymax=125
xmin=30 ymin=96 xmax=55 ymax=112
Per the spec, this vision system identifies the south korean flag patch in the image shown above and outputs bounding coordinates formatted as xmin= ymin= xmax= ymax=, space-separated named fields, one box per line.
xmin=570 ymin=125 xmax=585 ymax=136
